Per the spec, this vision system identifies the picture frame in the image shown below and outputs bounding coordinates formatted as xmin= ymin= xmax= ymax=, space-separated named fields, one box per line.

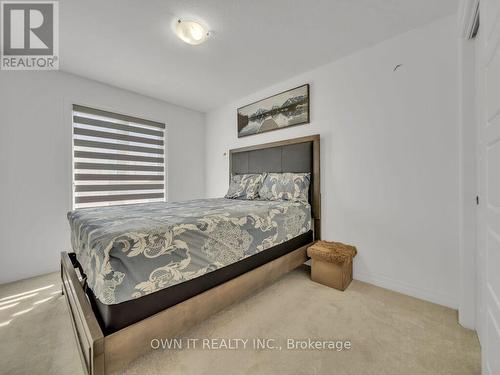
xmin=237 ymin=84 xmax=310 ymax=138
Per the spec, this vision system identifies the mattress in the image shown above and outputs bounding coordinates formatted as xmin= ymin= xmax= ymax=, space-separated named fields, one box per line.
xmin=89 ymin=231 xmax=312 ymax=334
xmin=68 ymin=198 xmax=311 ymax=307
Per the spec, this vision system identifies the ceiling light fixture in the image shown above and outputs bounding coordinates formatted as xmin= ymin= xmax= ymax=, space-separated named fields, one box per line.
xmin=175 ymin=19 xmax=209 ymax=45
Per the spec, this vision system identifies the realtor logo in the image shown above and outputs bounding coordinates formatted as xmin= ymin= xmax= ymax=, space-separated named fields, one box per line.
xmin=1 ymin=1 xmax=59 ymax=70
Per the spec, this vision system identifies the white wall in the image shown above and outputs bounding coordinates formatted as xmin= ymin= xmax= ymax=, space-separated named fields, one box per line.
xmin=0 ymin=70 xmax=205 ymax=284
xmin=205 ymin=16 xmax=460 ymax=308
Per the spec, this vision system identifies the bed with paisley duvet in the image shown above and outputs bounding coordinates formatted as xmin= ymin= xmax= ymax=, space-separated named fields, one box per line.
xmin=68 ymin=197 xmax=312 ymax=333
xmin=61 ymin=134 xmax=320 ymax=375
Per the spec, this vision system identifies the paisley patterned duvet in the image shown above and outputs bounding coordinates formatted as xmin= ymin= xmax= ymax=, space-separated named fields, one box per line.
xmin=68 ymin=198 xmax=311 ymax=305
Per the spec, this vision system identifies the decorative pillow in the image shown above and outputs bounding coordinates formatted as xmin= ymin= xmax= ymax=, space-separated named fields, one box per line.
xmin=225 ymin=173 xmax=265 ymax=200
xmin=258 ymin=172 xmax=310 ymax=202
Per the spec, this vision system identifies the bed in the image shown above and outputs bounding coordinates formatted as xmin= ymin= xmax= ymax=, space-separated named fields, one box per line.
xmin=61 ymin=134 xmax=321 ymax=374
xmin=69 ymin=198 xmax=313 ymax=333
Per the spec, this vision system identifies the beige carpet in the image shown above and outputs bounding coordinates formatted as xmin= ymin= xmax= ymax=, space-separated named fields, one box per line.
xmin=0 ymin=267 xmax=480 ymax=375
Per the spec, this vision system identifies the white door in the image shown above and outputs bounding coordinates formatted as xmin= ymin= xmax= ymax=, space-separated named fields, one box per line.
xmin=478 ymin=0 xmax=500 ymax=373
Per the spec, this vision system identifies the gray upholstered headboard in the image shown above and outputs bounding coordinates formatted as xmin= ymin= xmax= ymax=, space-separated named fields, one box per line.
xmin=229 ymin=134 xmax=321 ymax=239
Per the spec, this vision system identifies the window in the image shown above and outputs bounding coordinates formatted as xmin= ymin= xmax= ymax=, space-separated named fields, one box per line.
xmin=72 ymin=105 xmax=166 ymax=209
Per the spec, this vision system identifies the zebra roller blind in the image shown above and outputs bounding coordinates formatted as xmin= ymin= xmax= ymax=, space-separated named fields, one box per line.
xmin=72 ymin=105 xmax=166 ymax=209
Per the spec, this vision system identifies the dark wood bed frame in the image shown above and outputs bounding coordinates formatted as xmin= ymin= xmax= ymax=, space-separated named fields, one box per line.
xmin=61 ymin=134 xmax=321 ymax=374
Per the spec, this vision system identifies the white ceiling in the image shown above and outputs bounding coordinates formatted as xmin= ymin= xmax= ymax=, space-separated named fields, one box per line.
xmin=60 ymin=0 xmax=458 ymax=112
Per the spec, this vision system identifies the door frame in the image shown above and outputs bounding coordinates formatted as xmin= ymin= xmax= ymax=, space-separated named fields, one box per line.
xmin=457 ymin=0 xmax=480 ymax=330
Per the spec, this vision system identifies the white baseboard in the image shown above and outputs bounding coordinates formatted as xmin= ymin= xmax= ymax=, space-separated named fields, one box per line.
xmin=354 ymin=271 xmax=458 ymax=309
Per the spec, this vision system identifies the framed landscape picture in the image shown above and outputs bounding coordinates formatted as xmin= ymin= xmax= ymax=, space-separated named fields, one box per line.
xmin=237 ymin=84 xmax=309 ymax=138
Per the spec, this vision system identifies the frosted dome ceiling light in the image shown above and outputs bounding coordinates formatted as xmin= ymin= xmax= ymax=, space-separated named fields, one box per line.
xmin=175 ymin=19 xmax=209 ymax=45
